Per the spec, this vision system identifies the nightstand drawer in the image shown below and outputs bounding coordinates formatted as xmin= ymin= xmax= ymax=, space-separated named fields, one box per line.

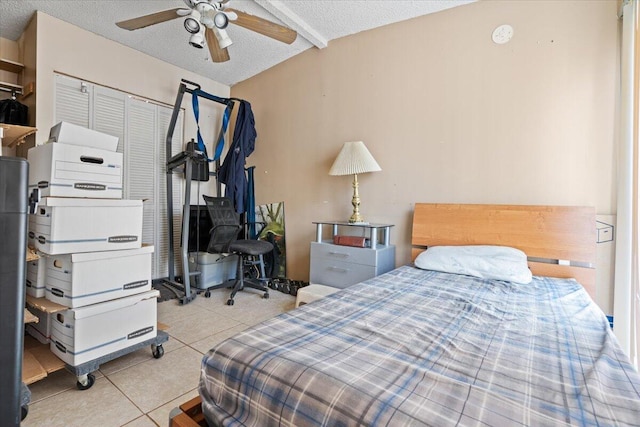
xmin=309 ymin=258 xmax=376 ymax=288
xmin=310 ymin=242 xmax=376 ymax=266
xmin=309 ymin=242 xmax=395 ymax=288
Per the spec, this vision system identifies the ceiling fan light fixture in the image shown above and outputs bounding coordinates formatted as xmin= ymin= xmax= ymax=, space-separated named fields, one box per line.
xmin=184 ymin=10 xmax=201 ymax=34
xmin=213 ymin=12 xmax=229 ymax=29
xmin=184 ymin=18 xmax=200 ymax=34
xmin=189 ymin=26 xmax=206 ymax=49
xmin=182 ymin=0 xmax=200 ymax=8
xmin=213 ymin=27 xmax=233 ymax=49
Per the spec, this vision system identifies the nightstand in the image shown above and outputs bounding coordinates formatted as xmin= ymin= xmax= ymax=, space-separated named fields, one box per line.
xmin=309 ymin=221 xmax=395 ymax=288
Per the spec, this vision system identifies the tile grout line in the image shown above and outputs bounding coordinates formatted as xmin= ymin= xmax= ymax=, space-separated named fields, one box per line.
xmin=102 ymin=373 xmax=149 ymax=426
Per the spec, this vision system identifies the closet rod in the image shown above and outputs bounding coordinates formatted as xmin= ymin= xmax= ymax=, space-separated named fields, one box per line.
xmin=0 ymin=86 xmax=22 ymax=95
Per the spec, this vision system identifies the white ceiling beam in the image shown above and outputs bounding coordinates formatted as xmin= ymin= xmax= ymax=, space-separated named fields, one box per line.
xmin=254 ymin=0 xmax=328 ymax=48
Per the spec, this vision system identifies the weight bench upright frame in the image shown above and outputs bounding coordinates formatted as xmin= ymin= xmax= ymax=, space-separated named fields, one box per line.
xmin=160 ymin=79 xmax=235 ymax=305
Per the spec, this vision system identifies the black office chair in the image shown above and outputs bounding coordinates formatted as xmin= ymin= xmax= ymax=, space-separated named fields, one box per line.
xmin=202 ymin=196 xmax=274 ymax=306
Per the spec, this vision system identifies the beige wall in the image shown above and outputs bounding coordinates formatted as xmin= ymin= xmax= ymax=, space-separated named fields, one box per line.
xmin=231 ymin=0 xmax=618 ymax=310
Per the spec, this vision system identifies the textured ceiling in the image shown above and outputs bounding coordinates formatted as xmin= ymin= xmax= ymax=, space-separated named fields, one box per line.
xmin=0 ymin=0 xmax=474 ymax=86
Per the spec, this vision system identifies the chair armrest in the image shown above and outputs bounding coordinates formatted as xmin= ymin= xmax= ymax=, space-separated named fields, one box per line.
xmin=208 ymin=224 xmax=241 ymax=253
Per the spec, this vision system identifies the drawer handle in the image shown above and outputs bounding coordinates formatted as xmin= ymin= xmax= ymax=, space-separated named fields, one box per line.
xmin=328 ymin=251 xmax=350 ymax=258
xmin=328 ymin=266 xmax=349 ymax=273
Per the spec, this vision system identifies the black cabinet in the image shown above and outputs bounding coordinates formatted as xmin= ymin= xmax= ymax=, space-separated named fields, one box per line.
xmin=0 ymin=156 xmax=29 ymax=426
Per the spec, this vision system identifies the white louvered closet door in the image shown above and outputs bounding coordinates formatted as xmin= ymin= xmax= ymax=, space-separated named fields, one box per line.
xmin=126 ymin=98 xmax=157 ymax=253
xmin=54 ymin=74 xmax=184 ymax=278
xmin=54 ymin=75 xmax=90 ymax=127
xmin=126 ymin=99 xmax=185 ymax=278
xmin=93 ymin=86 xmax=126 ymax=154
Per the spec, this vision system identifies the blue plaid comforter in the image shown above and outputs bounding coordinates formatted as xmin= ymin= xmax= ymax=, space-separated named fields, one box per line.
xmin=199 ymin=266 xmax=640 ymax=426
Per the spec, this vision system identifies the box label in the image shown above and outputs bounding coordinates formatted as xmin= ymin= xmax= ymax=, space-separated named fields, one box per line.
xmin=128 ymin=326 xmax=154 ymax=340
xmin=108 ymin=235 xmax=138 ymax=243
xmin=123 ymin=280 xmax=148 ymax=290
xmin=74 ymin=183 xmax=106 ymax=191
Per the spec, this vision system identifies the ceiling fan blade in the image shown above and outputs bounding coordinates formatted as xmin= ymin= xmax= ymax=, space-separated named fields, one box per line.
xmin=116 ymin=8 xmax=183 ymax=31
xmin=205 ymin=28 xmax=230 ymax=63
xmin=226 ymin=8 xmax=297 ymax=45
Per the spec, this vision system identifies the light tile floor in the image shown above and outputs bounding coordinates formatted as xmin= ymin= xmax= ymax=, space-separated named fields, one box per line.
xmin=22 ymin=287 xmax=296 ymax=427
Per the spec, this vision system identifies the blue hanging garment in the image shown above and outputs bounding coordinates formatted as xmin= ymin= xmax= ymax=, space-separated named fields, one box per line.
xmin=246 ymin=166 xmax=256 ymax=239
xmin=218 ymin=100 xmax=257 ymax=214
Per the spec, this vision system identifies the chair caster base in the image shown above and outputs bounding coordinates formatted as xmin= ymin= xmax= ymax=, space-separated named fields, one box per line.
xmin=227 ymin=298 xmax=234 ymax=306
xmin=263 ymin=292 xmax=269 ymax=299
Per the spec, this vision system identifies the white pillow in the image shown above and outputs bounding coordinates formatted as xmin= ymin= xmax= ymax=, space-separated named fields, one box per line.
xmin=414 ymin=245 xmax=533 ymax=284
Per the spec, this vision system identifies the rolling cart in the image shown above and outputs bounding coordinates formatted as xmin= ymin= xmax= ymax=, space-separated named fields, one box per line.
xmin=20 ymin=331 xmax=169 ymax=421
xmin=69 ymin=330 xmax=169 ymax=390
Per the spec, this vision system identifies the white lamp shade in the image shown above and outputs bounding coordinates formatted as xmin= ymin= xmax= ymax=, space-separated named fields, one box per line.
xmin=329 ymin=141 xmax=381 ymax=176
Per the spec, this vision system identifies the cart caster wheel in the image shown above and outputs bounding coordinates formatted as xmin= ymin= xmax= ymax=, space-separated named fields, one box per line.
xmin=152 ymin=344 xmax=164 ymax=359
xmin=21 ymin=405 xmax=28 ymax=421
xmin=263 ymin=292 xmax=269 ymax=299
xmin=204 ymin=291 xmax=211 ymax=298
xmin=227 ymin=299 xmax=234 ymax=306
xmin=76 ymin=373 xmax=95 ymax=390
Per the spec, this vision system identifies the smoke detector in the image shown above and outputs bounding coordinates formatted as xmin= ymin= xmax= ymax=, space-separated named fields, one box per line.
xmin=492 ymin=24 xmax=513 ymax=44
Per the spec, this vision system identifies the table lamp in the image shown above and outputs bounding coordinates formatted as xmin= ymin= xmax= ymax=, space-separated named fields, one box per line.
xmin=329 ymin=141 xmax=381 ymax=224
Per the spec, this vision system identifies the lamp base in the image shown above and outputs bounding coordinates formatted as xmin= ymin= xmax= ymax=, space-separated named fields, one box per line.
xmin=348 ymin=214 xmax=365 ymax=224
xmin=349 ymin=174 xmax=363 ymax=224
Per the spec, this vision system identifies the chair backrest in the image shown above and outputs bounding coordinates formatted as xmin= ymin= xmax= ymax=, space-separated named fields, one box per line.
xmin=202 ymin=196 xmax=241 ymax=253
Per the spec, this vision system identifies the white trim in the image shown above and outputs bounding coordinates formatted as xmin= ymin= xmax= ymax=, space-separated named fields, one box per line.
xmin=255 ymin=0 xmax=328 ymax=48
xmin=613 ymin=0 xmax=637 ymax=363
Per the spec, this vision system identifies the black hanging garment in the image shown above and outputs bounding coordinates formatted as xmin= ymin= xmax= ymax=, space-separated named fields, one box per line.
xmin=218 ymin=100 xmax=257 ymax=214
xmin=0 ymin=96 xmax=28 ymax=125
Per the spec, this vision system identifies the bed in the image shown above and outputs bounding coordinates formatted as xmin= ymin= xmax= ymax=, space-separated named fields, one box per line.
xmin=197 ymin=204 xmax=640 ymax=426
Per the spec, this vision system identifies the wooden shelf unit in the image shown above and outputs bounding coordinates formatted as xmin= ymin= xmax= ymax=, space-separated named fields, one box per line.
xmin=0 ymin=58 xmax=24 ymax=94
xmin=0 ymin=58 xmax=24 ymax=74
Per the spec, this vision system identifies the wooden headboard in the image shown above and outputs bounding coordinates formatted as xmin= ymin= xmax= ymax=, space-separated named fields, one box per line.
xmin=411 ymin=204 xmax=596 ymax=298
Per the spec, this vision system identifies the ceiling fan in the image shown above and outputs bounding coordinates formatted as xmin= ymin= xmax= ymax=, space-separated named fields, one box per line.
xmin=116 ymin=0 xmax=297 ymax=63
